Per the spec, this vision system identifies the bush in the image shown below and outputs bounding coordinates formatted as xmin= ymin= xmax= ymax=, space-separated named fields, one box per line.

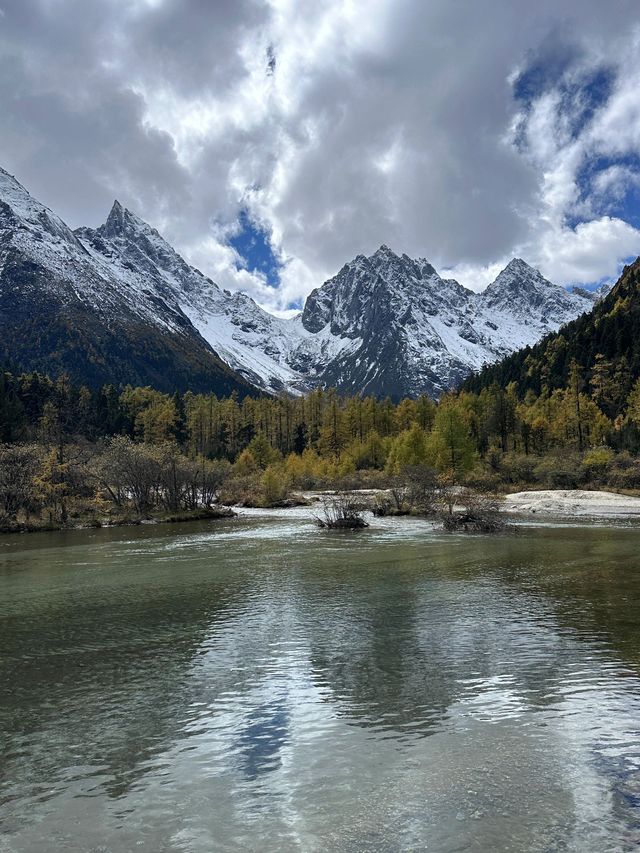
xmin=404 ymin=464 xmax=438 ymax=514
xmin=606 ymin=452 xmax=640 ymax=490
xmin=462 ymin=468 xmax=503 ymax=493
xmin=261 ymin=465 xmax=291 ymax=507
xmin=499 ymin=452 xmax=537 ymax=485
xmin=0 ymin=443 xmax=42 ymax=521
xmin=580 ymin=447 xmax=614 ymax=486
xmin=371 ymin=495 xmax=394 ymax=516
xmin=217 ymin=473 xmax=261 ymax=506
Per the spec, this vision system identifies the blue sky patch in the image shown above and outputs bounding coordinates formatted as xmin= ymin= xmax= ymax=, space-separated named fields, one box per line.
xmin=513 ymin=36 xmax=616 ymax=151
xmin=572 ymin=153 xmax=640 ymax=229
xmin=513 ymin=40 xmax=578 ymax=106
xmin=561 ymin=67 xmax=615 ymax=140
xmin=229 ymin=209 xmax=281 ymax=287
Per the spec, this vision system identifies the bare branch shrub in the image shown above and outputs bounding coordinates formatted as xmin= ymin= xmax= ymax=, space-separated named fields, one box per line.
xmin=440 ymin=487 xmax=507 ymax=533
xmin=0 ymin=444 xmax=42 ymax=521
xmin=315 ymin=493 xmax=369 ymax=529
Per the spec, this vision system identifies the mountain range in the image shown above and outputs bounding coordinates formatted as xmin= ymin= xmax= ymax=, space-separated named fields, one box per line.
xmin=0 ymin=166 xmax=601 ymax=399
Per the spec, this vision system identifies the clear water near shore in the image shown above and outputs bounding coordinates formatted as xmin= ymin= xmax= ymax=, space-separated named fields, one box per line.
xmin=1 ymin=508 xmax=640 ymax=852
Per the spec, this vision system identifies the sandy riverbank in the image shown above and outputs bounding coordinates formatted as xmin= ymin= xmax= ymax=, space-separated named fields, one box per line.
xmin=504 ymin=489 xmax=640 ymax=518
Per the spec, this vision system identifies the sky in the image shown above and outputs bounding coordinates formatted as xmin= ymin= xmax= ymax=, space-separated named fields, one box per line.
xmin=2 ymin=0 xmax=640 ymax=315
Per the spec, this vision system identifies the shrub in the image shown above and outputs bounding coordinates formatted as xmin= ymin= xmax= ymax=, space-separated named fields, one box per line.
xmin=462 ymin=468 xmax=503 ymax=493
xmin=403 ymin=464 xmax=438 ymax=514
xmin=580 ymin=446 xmax=614 ymax=487
xmin=0 ymin=443 xmax=42 ymax=521
xmin=499 ymin=452 xmax=537 ymax=485
xmin=533 ymin=453 xmax=584 ymax=489
xmin=261 ymin=465 xmax=291 ymax=507
xmin=315 ymin=494 xmax=369 ymax=529
xmin=439 ymin=488 xmax=508 ymax=534
xmin=606 ymin=453 xmax=640 ymax=490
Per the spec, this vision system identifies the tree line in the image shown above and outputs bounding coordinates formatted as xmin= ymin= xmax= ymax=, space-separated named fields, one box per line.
xmin=2 ymin=358 xmax=640 ymax=530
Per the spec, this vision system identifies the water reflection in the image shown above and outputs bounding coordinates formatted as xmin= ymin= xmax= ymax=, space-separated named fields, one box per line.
xmin=0 ymin=516 xmax=639 ymax=850
xmin=0 ymin=525 xmax=252 ymax=809
xmin=237 ymin=701 xmax=290 ymax=780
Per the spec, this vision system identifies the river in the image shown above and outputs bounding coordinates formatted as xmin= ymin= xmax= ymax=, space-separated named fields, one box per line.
xmin=1 ymin=508 xmax=640 ymax=851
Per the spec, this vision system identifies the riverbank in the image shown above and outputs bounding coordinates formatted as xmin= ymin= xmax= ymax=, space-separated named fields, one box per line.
xmin=4 ymin=487 xmax=640 ymax=536
xmin=304 ymin=487 xmax=640 ymax=521
xmin=0 ymin=505 xmax=236 ymax=535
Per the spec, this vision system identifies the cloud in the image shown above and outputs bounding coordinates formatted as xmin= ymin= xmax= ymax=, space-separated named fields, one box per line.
xmin=534 ymin=217 xmax=640 ymax=285
xmin=509 ymin=23 xmax=640 ymax=283
xmin=1 ymin=0 xmax=640 ymax=311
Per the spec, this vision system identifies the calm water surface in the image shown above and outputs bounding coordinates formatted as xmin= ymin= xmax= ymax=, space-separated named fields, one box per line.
xmin=1 ymin=509 xmax=640 ymax=852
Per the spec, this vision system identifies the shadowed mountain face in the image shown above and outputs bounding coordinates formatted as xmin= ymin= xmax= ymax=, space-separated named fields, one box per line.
xmin=0 ymin=169 xmax=257 ymax=396
xmin=0 ymin=166 xmax=597 ymax=398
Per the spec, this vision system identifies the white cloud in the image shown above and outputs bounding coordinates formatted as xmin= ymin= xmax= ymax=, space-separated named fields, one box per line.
xmin=532 ymin=217 xmax=640 ymax=286
xmin=593 ymin=166 xmax=639 ymax=197
xmin=503 ymin=26 xmax=640 ymax=287
xmin=442 ymin=260 xmax=511 ymax=294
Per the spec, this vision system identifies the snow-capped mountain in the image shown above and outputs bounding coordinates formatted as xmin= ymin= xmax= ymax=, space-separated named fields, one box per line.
xmin=0 ymin=167 xmax=255 ymax=396
xmin=0 ymin=166 xmax=596 ymax=398
xmin=297 ymin=247 xmax=595 ymax=397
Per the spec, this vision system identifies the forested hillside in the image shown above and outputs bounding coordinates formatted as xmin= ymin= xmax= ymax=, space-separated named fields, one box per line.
xmin=462 ymin=258 xmax=640 ymax=418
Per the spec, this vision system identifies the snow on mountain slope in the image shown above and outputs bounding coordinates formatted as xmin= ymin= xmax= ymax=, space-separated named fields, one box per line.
xmin=0 ymin=167 xmax=185 ymax=332
xmin=77 ymin=200 xmax=366 ymax=394
xmin=477 ymin=258 xmax=594 ymax=353
xmin=77 ymin=201 xmax=309 ymax=393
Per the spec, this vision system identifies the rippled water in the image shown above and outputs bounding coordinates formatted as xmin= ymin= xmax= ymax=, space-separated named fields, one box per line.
xmin=1 ymin=509 xmax=640 ymax=851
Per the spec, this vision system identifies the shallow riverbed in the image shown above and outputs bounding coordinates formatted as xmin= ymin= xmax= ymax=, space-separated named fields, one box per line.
xmin=1 ymin=509 xmax=640 ymax=852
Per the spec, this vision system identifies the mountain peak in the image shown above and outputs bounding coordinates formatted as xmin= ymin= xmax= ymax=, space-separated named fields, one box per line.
xmin=0 ymin=166 xmax=40 ymax=216
xmin=504 ymin=257 xmax=534 ymax=273
xmin=481 ymin=256 xmax=589 ymax=327
xmin=0 ymin=165 xmax=78 ymax=245
xmin=489 ymin=257 xmax=551 ymax=292
xmin=102 ymin=199 xmax=128 ymax=236
xmin=101 ymin=199 xmax=155 ymax=241
xmin=370 ymin=244 xmax=400 ymax=262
